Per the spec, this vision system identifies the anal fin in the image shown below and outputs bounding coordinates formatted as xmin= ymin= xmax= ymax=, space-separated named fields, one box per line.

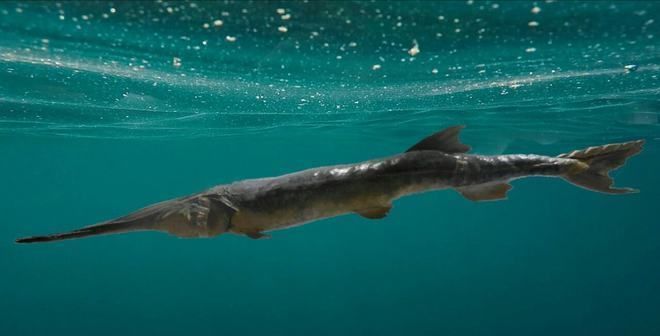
xmin=246 ymin=231 xmax=271 ymax=240
xmin=356 ymin=205 xmax=392 ymax=219
xmin=456 ymin=183 xmax=512 ymax=202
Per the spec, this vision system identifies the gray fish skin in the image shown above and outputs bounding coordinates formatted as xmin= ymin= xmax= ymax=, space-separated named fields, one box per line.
xmin=15 ymin=126 xmax=644 ymax=243
xmin=217 ymin=151 xmax=575 ymax=236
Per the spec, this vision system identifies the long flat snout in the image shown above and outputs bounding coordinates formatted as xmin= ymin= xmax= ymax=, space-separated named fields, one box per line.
xmin=16 ymin=194 xmax=237 ymax=243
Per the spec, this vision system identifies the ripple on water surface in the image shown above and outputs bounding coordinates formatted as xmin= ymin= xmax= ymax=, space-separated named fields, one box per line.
xmin=0 ymin=1 xmax=658 ymax=141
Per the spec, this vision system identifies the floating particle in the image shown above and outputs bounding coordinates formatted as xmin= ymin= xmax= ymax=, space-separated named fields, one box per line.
xmin=528 ymin=21 xmax=539 ymax=27
xmin=431 ymin=68 xmax=438 ymax=74
xmin=110 ymin=7 xmax=116 ymax=14
xmin=372 ymin=64 xmax=381 ymax=70
xmin=172 ymin=57 xmax=182 ymax=67
xmin=278 ymin=26 xmax=288 ymax=33
xmin=276 ymin=8 xmax=286 ymax=15
xmin=438 ymin=15 xmax=445 ymax=21
xmin=492 ymin=3 xmax=499 ymax=9
xmin=624 ymin=64 xmax=638 ymax=73
xmin=525 ymin=47 xmax=537 ymax=53
xmin=408 ymin=40 xmax=420 ymax=56
xmin=348 ymin=41 xmax=357 ymax=47
xmin=531 ymin=6 xmax=541 ymax=14
xmin=202 ymin=22 xmax=210 ymax=29
xmin=281 ymin=13 xmax=291 ymax=20
xmin=213 ymin=19 xmax=223 ymax=27
xmin=226 ymin=35 xmax=237 ymax=42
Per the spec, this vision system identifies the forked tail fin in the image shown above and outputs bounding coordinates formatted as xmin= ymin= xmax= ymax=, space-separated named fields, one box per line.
xmin=558 ymin=140 xmax=645 ymax=194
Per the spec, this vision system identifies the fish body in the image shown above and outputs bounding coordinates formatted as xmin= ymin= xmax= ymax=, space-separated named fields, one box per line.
xmin=17 ymin=126 xmax=644 ymax=243
xmin=222 ymin=151 xmax=574 ymax=235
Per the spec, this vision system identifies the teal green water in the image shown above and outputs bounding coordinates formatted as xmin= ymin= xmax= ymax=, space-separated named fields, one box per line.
xmin=2 ymin=1 xmax=660 ymax=335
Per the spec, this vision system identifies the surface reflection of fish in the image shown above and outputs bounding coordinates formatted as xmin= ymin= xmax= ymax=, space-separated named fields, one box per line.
xmin=17 ymin=126 xmax=644 ymax=244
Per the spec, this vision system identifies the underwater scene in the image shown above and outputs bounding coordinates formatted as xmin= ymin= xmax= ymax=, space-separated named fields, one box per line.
xmin=1 ymin=1 xmax=659 ymax=335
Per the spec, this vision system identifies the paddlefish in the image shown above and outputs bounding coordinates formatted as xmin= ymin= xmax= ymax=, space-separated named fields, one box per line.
xmin=16 ymin=126 xmax=644 ymax=243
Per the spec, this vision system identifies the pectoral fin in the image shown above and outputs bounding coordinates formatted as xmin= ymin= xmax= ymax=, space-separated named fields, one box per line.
xmin=456 ymin=183 xmax=512 ymax=202
xmin=356 ymin=205 xmax=392 ymax=219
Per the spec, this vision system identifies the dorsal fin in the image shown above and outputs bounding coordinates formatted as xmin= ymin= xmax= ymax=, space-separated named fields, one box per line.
xmin=406 ymin=125 xmax=471 ymax=153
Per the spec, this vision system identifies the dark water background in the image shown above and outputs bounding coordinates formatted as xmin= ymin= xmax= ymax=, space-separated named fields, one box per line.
xmin=1 ymin=1 xmax=659 ymax=335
